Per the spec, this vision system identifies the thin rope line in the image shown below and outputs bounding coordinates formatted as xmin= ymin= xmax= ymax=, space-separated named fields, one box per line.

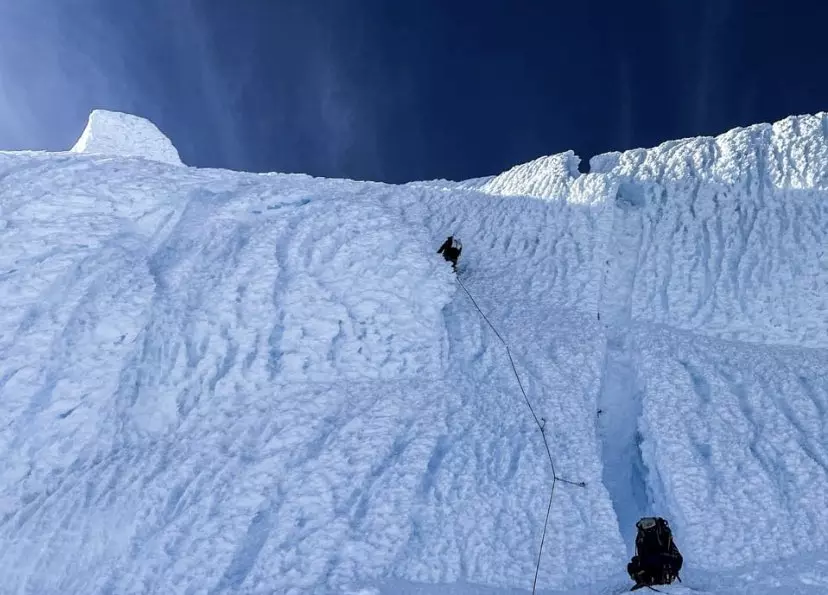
xmin=532 ymin=478 xmax=556 ymax=594
xmin=454 ymin=274 xmax=586 ymax=594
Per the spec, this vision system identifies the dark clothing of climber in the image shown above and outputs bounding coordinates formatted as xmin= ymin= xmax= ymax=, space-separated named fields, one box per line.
xmin=627 ymin=517 xmax=683 ymax=590
xmin=437 ymin=236 xmax=462 ymax=270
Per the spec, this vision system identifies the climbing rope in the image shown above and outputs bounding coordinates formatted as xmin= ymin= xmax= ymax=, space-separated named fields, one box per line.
xmin=454 ymin=274 xmax=585 ymax=594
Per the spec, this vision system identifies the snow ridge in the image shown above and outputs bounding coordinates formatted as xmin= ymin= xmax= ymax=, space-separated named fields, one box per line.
xmin=480 ymin=151 xmax=582 ymax=201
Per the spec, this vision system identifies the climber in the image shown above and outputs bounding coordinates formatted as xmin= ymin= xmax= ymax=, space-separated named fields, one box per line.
xmin=437 ymin=235 xmax=462 ymax=271
xmin=627 ymin=517 xmax=683 ymax=590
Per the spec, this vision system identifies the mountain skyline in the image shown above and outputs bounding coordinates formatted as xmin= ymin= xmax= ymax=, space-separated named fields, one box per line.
xmin=2 ymin=1 xmax=827 ymax=182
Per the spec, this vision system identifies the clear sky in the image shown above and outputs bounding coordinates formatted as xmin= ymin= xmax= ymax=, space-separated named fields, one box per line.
xmin=1 ymin=0 xmax=825 ymax=183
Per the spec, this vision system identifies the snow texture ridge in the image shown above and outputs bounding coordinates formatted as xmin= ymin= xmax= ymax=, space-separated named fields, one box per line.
xmin=595 ymin=113 xmax=828 ymax=349
xmin=0 ymin=149 xmax=623 ymax=594
xmin=71 ymin=109 xmax=183 ymax=166
xmin=635 ymin=326 xmax=828 ymax=568
xmin=480 ymin=151 xmax=583 ymax=202
xmin=2 ymin=110 xmax=828 ymax=595
xmin=467 ymin=111 xmax=828 ymax=586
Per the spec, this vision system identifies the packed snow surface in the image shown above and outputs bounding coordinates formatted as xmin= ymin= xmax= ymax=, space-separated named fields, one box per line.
xmin=1 ymin=110 xmax=828 ymax=595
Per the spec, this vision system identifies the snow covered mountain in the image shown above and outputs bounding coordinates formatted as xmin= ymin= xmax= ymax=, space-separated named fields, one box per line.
xmin=1 ymin=110 xmax=827 ymax=595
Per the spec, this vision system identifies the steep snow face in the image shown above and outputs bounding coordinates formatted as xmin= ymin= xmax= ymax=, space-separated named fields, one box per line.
xmin=589 ymin=116 xmax=828 ymax=570
xmin=0 ymin=150 xmax=624 ymax=594
xmin=3 ymin=110 xmax=828 ymax=595
xmin=478 ymin=115 xmax=828 ymax=349
xmin=636 ymin=326 xmax=828 ymax=568
xmin=594 ymin=114 xmax=828 ymax=348
xmin=593 ymin=116 xmax=828 ymax=574
xmin=71 ymin=109 xmax=183 ymax=166
xmin=474 ymin=113 xmax=828 ymax=579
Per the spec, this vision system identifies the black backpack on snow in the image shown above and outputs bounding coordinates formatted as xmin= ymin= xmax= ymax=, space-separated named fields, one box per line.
xmin=628 ymin=517 xmax=683 ymax=587
xmin=635 ymin=517 xmax=673 ymax=555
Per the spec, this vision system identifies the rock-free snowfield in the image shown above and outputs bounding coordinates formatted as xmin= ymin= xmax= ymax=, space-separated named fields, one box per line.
xmin=1 ymin=110 xmax=827 ymax=594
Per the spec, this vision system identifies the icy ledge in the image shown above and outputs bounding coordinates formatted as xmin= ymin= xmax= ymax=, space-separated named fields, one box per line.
xmin=70 ymin=109 xmax=183 ymax=166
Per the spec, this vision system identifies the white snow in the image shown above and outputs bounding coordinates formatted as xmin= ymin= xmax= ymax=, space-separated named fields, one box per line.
xmin=71 ymin=109 xmax=183 ymax=165
xmin=2 ymin=111 xmax=828 ymax=595
xmin=480 ymin=151 xmax=583 ymax=201
xmin=594 ymin=115 xmax=828 ymax=348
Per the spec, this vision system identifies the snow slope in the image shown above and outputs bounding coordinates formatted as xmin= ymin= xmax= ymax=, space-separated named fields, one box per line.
xmin=1 ymin=110 xmax=828 ymax=595
xmin=596 ymin=116 xmax=828 ymax=570
xmin=480 ymin=114 xmax=828 ymax=577
xmin=0 ymin=114 xmax=623 ymax=594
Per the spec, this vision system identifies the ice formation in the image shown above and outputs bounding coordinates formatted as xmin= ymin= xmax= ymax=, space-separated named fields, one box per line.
xmin=1 ymin=111 xmax=827 ymax=594
xmin=70 ymin=109 xmax=183 ymax=166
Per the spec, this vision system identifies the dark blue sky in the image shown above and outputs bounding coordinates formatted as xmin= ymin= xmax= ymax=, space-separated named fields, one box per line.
xmin=1 ymin=1 xmax=825 ymax=183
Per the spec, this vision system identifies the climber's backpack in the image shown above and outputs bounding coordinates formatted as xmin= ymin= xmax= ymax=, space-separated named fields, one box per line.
xmin=635 ymin=517 xmax=673 ymax=557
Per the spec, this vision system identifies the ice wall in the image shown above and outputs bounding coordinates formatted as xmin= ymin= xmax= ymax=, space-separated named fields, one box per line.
xmin=4 ymin=108 xmax=828 ymax=594
xmin=0 ymin=151 xmax=624 ymax=594
xmin=636 ymin=326 xmax=828 ymax=568
xmin=596 ymin=114 xmax=828 ymax=348
xmin=597 ymin=114 xmax=828 ymax=568
xmin=477 ymin=113 xmax=828 ymax=571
